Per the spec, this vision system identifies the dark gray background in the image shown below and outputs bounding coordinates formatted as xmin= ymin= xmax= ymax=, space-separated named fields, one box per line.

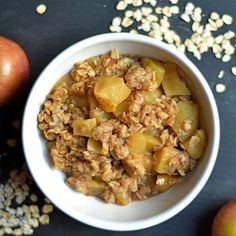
xmin=0 ymin=1 xmax=236 ymax=235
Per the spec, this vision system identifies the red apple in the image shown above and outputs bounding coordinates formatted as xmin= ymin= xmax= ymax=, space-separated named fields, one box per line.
xmin=212 ymin=199 xmax=236 ymax=236
xmin=0 ymin=36 xmax=30 ymax=106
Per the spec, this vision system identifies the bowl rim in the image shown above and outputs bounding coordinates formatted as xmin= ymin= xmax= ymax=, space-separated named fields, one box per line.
xmin=22 ymin=33 xmax=220 ymax=231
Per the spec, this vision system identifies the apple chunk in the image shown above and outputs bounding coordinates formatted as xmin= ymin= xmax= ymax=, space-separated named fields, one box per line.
xmin=141 ymin=57 xmax=165 ymax=88
xmin=183 ymin=129 xmax=207 ymax=159
xmin=171 ymin=101 xmax=199 ymax=142
xmin=72 ymin=118 xmax=97 ymax=137
xmin=162 ymin=63 xmax=190 ymax=97
xmin=94 ymin=75 xmax=131 ymax=112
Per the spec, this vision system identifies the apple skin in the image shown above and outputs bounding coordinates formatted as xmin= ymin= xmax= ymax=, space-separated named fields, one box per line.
xmin=0 ymin=36 xmax=30 ymax=106
xmin=212 ymin=200 xmax=236 ymax=236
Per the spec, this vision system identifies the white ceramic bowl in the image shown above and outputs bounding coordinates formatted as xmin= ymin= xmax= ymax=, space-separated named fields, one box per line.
xmin=22 ymin=33 xmax=220 ymax=231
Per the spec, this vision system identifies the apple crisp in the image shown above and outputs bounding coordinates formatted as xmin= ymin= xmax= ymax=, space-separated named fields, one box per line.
xmin=37 ymin=50 xmax=207 ymax=205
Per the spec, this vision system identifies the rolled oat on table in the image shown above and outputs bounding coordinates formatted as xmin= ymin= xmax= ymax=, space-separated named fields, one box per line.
xmin=37 ymin=49 xmax=207 ymax=206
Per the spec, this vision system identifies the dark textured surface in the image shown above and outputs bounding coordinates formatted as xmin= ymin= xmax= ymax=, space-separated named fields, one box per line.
xmin=0 ymin=1 xmax=236 ymax=235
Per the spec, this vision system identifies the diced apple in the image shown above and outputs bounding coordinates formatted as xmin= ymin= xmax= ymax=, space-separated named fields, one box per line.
xmin=156 ymin=174 xmax=181 ymax=192
xmin=143 ymin=88 xmax=163 ymax=105
xmin=142 ymin=154 xmax=153 ymax=172
xmin=145 ymin=134 xmax=163 ymax=152
xmin=52 ymin=73 xmax=73 ymax=90
xmin=89 ymin=108 xmax=112 ymax=124
xmin=88 ymin=90 xmax=99 ymax=110
xmin=69 ymin=95 xmax=89 ymax=109
xmin=127 ymin=132 xmax=147 ymax=155
xmin=141 ymin=57 xmax=165 ymax=87
xmin=183 ymin=129 xmax=207 ymax=159
xmin=153 ymin=147 xmax=181 ymax=174
xmin=87 ymin=138 xmax=108 ymax=155
xmin=86 ymin=179 xmax=105 ymax=196
xmin=162 ymin=63 xmax=190 ymax=97
xmin=114 ymin=191 xmax=130 ymax=206
xmin=171 ymin=101 xmax=199 ymax=142
xmin=72 ymin=118 xmax=97 ymax=137
xmin=94 ymin=75 xmax=131 ymax=112
xmin=113 ymin=100 xmax=129 ymax=118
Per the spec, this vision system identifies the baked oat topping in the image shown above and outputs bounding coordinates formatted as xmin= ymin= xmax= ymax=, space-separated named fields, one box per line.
xmin=38 ymin=50 xmax=207 ymax=205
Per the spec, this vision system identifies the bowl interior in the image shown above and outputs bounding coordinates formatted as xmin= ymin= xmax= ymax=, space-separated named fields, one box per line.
xmin=22 ymin=34 xmax=219 ymax=231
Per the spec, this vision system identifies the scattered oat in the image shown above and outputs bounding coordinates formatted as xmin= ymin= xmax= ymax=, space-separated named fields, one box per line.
xmin=140 ymin=20 xmax=151 ymax=32
xmin=215 ymin=35 xmax=224 ymax=44
xmin=224 ymin=31 xmax=235 ymax=40
xmin=44 ymin=198 xmax=51 ymax=204
xmin=180 ymin=13 xmax=191 ymax=23
xmin=129 ymin=29 xmax=138 ymax=34
xmin=169 ymin=6 xmax=179 ymax=14
xmin=222 ymin=54 xmax=231 ymax=63
xmin=125 ymin=10 xmax=134 ymax=17
xmin=112 ymin=17 xmax=122 ymax=26
xmin=231 ymin=67 xmax=236 ymax=76
xmin=150 ymin=0 xmax=157 ymax=7
xmin=133 ymin=0 xmax=143 ymax=7
xmin=141 ymin=6 xmax=153 ymax=16
xmin=122 ymin=17 xmax=134 ymax=28
xmin=215 ymin=83 xmax=226 ymax=93
xmin=169 ymin=0 xmax=179 ymax=4
xmin=116 ymin=1 xmax=127 ymax=10
xmin=30 ymin=194 xmax=38 ymax=203
xmin=39 ymin=214 xmax=49 ymax=225
xmin=109 ymin=25 xmax=122 ymax=32
xmin=162 ymin=6 xmax=172 ymax=17
xmin=222 ymin=14 xmax=233 ymax=25
xmin=146 ymin=14 xmax=158 ymax=22
xmin=133 ymin=9 xmax=142 ymax=21
xmin=216 ymin=18 xmax=223 ymax=28
xmin=210 ymin=12 xmax=220 ymax=20
xmin=217 ymin=70 xmax=225 ymax=79
xmin=35 ymin=4 xmax=47 ymax=15
xmin=42 ymin=204 xmax=53 ymax=214
xmin=155 ymin=7 xmax=162 ymax=14
xmin=192 ymin=22 xmax=199 ymax=32
xmin=185 ymin=2 xmax=195 ymax=14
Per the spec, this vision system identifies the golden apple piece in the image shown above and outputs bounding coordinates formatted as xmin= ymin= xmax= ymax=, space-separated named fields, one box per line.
xmin=162 ymin=63 xmax=190 ymax=97
xmin=89 ymin=108 xmax=113 ymax=124
xmin=94 ymin=75 xmax=131 ymax=112
xmin=126 ymin=132 xmax=147 ymax=155
xmin=113 ymin=100 xmax=129 ymax=118
xmin=142 ymin=154 xmax=153 ymax=172
xmin=183 ymin=129 xmax=207 ymax=159
xmin=52 ymin=73 xmax=73 ymax=90
xmin=87 ymin=138 xmax=108 ymax=155
xmin=86 ymin=179 xmax=105 ymax=196
xmin=156 ymin=174 xmax=181 ymax=192
xmin=72 ymin=118 xmax=97 ymax=137
xmin=69 ymin=95 xmax=89 ymax=109
xmin=141 ymin=57 xmax=166 ymax=87
xmin=171 ymin=101 xmax=199 ymax=142
xmin=153 ymin=147 xmax=181 ymax=174
xmin=88 ymin=90 xmax=99 ymax=110
xmin=143 ymin=88 xmax=163 ymax=105
xmin=145 ymin=133 xmax=163 ymax=152
xmin=114 ymin=191 xmax=130 ymax=206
